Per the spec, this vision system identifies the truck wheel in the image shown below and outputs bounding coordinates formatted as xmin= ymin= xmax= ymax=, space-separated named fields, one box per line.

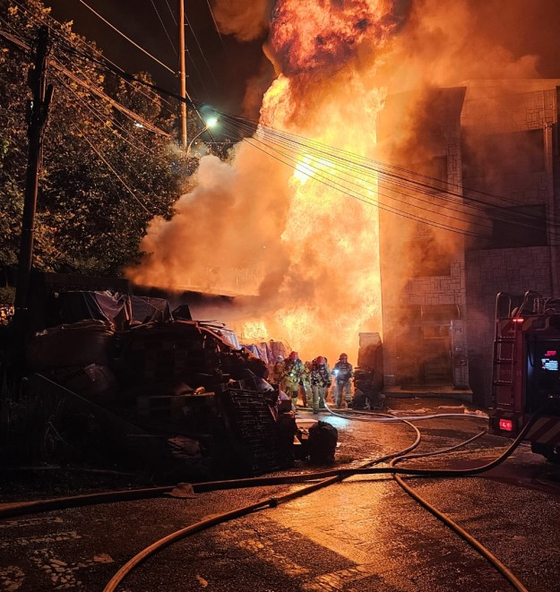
xmin=544 ymin=446 xmax=560 ymax=464
xmin=533 ymin=443 xmax=560 ymax=464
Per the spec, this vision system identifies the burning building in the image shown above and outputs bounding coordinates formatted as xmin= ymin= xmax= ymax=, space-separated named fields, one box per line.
xmin=377 ymin=79 xmax=560 ymax=405
xmin=127 ymin=1 xmax=560 ymax=407
xmin=462 ymin=79 xmax=560 ymax=405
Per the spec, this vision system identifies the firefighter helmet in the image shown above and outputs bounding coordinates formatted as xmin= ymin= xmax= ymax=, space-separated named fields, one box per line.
xmin=340 ymin=353 xmax=348 ymax=360
xmin=316 ymin=356 xmax=325 ymax=365
xmin=289 ymin=351 xmax=298 ymax=360
xmin=276 ymin=355 xmax=284 ymax=362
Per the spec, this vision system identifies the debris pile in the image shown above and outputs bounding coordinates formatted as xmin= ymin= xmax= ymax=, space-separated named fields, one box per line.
xmin=24 ymin=290 xmax=287 ymax=479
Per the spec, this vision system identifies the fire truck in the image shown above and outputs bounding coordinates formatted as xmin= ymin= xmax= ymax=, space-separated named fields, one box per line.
xmin=490 ymin=291 xmax=560 ymax=463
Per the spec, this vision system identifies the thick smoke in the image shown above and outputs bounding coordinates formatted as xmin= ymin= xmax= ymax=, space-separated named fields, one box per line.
xmin=371 ymin=0 xmax=556 ymax=300
xmin=381 ymin=0 xmax=541 ymax=93
xmin=212 ymin=0 xmax=274 ymax=42
xmin=128 ymin=0 xmax=559 ymax=363
xmin=267 ymin=0 xmax=407 ymax=77
xmin=130 ymin=144 xmax=292 ymax=294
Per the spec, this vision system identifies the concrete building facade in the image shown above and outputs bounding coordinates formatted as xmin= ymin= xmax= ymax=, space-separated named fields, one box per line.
xmin=378 ymin=80 xmax=560 ymax=406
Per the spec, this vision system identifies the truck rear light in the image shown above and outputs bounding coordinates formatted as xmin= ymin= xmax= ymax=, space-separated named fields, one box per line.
xmin=499 ymin=418 xmax=514 ymax=431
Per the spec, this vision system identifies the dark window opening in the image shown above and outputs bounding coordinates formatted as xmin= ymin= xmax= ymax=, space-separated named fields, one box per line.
xmin=473 ymin=204 xmax=548 ymax=249
xmin=421 ymin=304 xmax=461 ymax=321
xmin=462 ymin=129 xmax=545 ymax=180
xmin=407 ymin=226 xmax=454 ymax=276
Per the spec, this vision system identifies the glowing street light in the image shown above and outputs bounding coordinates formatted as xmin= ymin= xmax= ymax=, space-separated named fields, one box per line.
xmin=186 ymin=116 xmax=218 ymax=157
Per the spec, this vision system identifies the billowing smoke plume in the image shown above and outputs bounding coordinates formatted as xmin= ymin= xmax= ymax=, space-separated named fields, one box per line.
xmin=131 ymin=143 xmax=292 ymax=293
xmin=382 ymin=0 xmax=541 ymax=91
xmin=361 ymin=0 xmax=555 ymax=307
xmin=212 ymin=0 xmax=274 ymax=42
xmin=127 ymin=0 xmax=558 ymax=364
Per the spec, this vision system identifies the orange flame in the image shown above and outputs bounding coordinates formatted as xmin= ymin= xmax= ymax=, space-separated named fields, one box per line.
xmin=128 ymin=0 xmax=403 ymax=364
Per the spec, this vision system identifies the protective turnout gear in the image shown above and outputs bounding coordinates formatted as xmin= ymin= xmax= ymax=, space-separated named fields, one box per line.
xmin=310 ymin=357 xmax=331 ymax=413
xmin=283 ymin=353 xmax=304 ymax=408
xmin=333 ymin=355 xmax=354 ymax=408
xmin=299 ymin=361 xmax=312 ymax=407
xmin=271 ymin=358 xmax=285 ymax=386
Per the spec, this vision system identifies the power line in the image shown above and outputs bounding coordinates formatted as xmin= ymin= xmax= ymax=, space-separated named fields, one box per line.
xmin=150 ymin=0 xmax=177 ymax=56
xmin=4 ymin=0 xmax=179 ymax=118
xmin=53 ymin=70 xmax=158 ymax=157
xmin=217 ymin=114 xmax=560 ymax=242
xmin=0 ymin=4 xmax=174 ymax=133
xmin=205 ymin=0 xmax=225 ymax=46
xmin=164 ymin=0 xmax=177 ymax=27
xmin=77 ymin=127 xmax=153 ymax=216
xmin=0 ymin=27 xmax=177 ymax=220
xmin=51 ymin=56 xmax=171 ymax=137
xmin=2 ymin=7 xmax=556 ymax=243
xmin=184 ymin=14 xmax=219 ymax=87
xmin=66 ymin=0 xmax=221 ymax=106
xmin=6 ymin=0 xmax=212 ymax=122
xmin=76 ymin=0 xmax=175 ymax=74
xmin=184 ymin=47 xmax=213 ymax=102
xmin=234 ymin=129 xmax=487 ymax=239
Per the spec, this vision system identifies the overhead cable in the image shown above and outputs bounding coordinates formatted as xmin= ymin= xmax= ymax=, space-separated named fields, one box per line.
xmin=77 ymin=127 xmax=153 ymax=216
xmin=217 ymin=114 xmax=559 ymax=241
xmin=76 ymin=0 xmax=175 ymax=74
xmin=150 ymin=0 xmax=177 ymax=56
xmin=4 ymin=0 xmax=178 ymax=117
xmin=3 ymin=9 xmax=557 ymax=242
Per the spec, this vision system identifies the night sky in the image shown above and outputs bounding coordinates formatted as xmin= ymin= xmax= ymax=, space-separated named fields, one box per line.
xmin=42 ymin=0 xmax=270 ymax=117
xmin=41 ymin=1 xmax=560 ymax=119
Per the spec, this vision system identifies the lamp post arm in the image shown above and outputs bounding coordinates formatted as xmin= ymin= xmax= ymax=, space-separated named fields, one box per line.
xmin=186 ymin=126 xmax=208 ymax=156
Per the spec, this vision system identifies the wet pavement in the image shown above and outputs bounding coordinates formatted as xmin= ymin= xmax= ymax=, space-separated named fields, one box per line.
xmin=1 ymin=396 xmax=560 ymax=591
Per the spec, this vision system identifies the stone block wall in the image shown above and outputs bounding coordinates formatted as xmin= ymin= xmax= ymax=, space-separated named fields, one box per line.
xmin=462 ymin=83 xmax=559 ymax=406
xmin=465 ymin=247 xmax=553 ymax=406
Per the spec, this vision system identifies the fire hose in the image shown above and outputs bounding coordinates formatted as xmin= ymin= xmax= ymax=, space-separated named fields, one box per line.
xmin=102 ymin=400 xmax=556 ymax=592
xmin=2 ymin=401 xmax=553 ymax=590
xmin=0 ymin=399 xmax=536 ymax=520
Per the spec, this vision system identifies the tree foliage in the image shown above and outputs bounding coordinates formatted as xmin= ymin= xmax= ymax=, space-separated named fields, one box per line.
xmin=0 ymin=0 xmax=188 ymax=277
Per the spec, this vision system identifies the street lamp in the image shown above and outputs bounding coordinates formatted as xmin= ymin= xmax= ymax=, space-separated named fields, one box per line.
xmin=186 ymin=116 xmax=218 ymax=157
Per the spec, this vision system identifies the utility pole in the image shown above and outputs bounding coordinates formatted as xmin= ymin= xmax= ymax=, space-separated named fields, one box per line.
xmin=14 ymin=26 xmax=53 ymax=331
xmin=179 ymin=0 xmax=187 ymax=149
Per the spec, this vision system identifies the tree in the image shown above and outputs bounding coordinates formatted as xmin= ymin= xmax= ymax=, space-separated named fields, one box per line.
xmin=0 ymin=0 xmax=186 ymax=277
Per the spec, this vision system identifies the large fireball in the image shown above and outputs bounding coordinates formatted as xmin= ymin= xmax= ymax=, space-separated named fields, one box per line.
xmin=128 ymin=0 xmax=406 ymax=363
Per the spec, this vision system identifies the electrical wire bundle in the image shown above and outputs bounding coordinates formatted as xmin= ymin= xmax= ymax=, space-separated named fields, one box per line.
xmin=0 ymin=0 xmax=557 ymax=244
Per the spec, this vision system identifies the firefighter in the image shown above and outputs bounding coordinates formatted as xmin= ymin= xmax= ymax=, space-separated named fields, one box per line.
xmin=270 ymin=355 xmax=285 ymax=387
xmin=299 ymin=360 xmax=313 ymax=407
xmin=283 ymin=351 xmax=304 ymax=409
xmin=310 ymin=356 xmax=331 ymax=414
xmin=332 ymin=353 xmax=353 ymax=408
xmin=275 ymin=388 xmax=299 ymax=468
xmin=323 ymin=356 xmax=332 ymax=403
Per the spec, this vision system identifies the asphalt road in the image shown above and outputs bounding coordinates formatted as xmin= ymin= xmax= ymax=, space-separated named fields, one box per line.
xmin=1 ymin=397 xmax=560 ymax=591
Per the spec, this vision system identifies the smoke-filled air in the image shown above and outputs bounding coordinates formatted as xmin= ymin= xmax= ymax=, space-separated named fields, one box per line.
xmin=126 ymin=0 xmax=557 ymax=364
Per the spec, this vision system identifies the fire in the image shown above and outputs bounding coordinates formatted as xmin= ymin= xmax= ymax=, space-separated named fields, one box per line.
xmin=128 ymin=0 xmax=404 ymax=364
xmin=242 ymin=0 xmax=399 ymax=362
xmin=241 ymin=321 xmax=268 ymax=341
xmin=269 ymin=0 xmax=403 ymax=77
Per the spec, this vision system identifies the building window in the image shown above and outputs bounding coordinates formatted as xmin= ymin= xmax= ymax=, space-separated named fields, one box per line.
xmin=462 ymin=129 xmax=545 ymax=179
xmin=468 ymin=204 xmax=548 ymax=249
xmin=406 ymin=225 xmax=453 ymax=276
